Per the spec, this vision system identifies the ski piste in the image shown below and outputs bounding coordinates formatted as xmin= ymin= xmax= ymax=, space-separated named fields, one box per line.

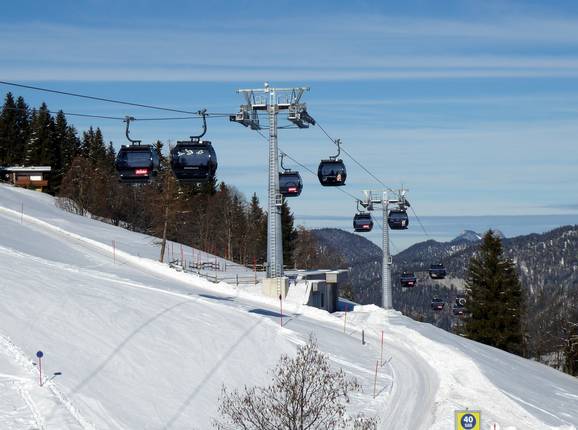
xmin=0 ymin=184 xmax=576 ymax=429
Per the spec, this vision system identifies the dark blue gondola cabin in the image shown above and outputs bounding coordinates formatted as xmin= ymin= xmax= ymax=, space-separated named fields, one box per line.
xmin=431 ymin=298 xmax=445 ymax=311
xmin=400 ymin=272 xmax=417 ymax=287
xmin=428 ymin=263 xmax=447 ymax=280
xmin=453 ymin=296 xmax=466 ymax=316
xmin=279 ymin=171 xmax=303 ymax=197
xmin=353 ymin=212 xmax=373 ymax=232
xmin=115 ymin=145 xmax=160 ymax=184
xmin=317 ymin=159 xmax=347 ymax=187
xmin=170 ymin=141 xmax=217 ymax=183
xmin=452 ymin=305 xmax=465 ymax=316
xmin=388 ymin=209 xmax=409 ymax=230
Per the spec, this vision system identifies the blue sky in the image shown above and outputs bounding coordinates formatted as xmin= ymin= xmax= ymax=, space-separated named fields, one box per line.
xmin=1 ymin=0 xmax=578 ymax=246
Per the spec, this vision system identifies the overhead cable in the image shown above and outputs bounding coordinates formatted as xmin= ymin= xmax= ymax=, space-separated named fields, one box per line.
xmin=0 ymin=80 xmax=229 ymax=117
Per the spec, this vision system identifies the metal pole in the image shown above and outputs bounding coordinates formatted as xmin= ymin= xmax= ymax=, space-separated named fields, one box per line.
xmin=382 ymin=192 xmax=392 ymax=309
xmin=266 ymin=88 xmax=283 ymax=278
xmin=266 ymin=90 xmax=275 ymax=278
xmin=373 ymin=360 xmax=379 ymax=398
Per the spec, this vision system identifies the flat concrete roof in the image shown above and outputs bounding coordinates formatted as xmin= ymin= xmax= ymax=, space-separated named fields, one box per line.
xmin=3 ymin=166 xmax=52 ymax=172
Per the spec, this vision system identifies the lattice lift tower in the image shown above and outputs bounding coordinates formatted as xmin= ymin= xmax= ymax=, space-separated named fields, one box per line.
xmin=360 ymin=188 xmax=410 ymax=309
xmin=231 ymin=83 xmax=314 ymax=295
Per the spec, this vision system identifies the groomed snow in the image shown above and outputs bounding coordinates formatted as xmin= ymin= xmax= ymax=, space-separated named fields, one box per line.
xmin=0 ymin=183 xmax=576 ymax=429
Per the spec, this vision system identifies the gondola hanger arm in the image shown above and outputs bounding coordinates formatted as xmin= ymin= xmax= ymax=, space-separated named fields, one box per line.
xmin=190 ymin=109 xmax=208 ymax=140
xmin=330 ymin=139 xmax=342 ymax=160
xmin=124 ymin=116 xmax=141 ymax=146
xmin=280 ymin=152 xmax=288 ymax=171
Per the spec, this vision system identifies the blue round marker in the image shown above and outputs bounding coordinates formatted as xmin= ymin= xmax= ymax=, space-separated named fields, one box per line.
xmin=36 ymin=351 xmax=44 ymax=358
xmin=461 ymin=413 xmax=477 ymax=429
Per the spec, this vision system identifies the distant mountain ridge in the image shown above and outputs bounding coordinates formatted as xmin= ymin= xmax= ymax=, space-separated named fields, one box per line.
xmin=450 ymin=230 xmax=482 ymax=243
xmin=312 ymin=225 xmax=577 ymax=303
xmin=311 ymin=224 xmax=578 ymax=366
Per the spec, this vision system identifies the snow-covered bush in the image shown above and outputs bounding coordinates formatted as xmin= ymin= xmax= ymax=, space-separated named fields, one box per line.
xmin=214 ymin=337 xmax=376 ymax=430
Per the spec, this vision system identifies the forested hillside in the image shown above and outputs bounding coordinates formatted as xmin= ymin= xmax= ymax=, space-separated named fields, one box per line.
xmin=0 ymin=92 xmax=297 ymax=267
xmin=312 ymin=226 xmax=578 ymax=373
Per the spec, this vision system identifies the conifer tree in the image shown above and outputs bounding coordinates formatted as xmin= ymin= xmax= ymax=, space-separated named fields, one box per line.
xmin=281 ymin=200 xmax=297 ymax=268
xmin=25 ymin=103 xmax=54 ymax=166
xmin=81 ymin=126 xmax=108 ymax=166
xmin=50 ymin=110 xmax=76 ymax=193
xmin=62 ymin=125 xmax=80 ymax=171
xmin=464 ymin=230 xmax=525 ymax=355
xmin=93 ymin=128 xmax=108 ymax=167
xmin=0 ymin=93 xmax=30 ymax=165
xmin=246 ymin=193 xmax=267 ymax=264
xmin=153 ymin=140 xmax=165 ymax=164
xmin=14 ymin=96 xmax=31 ymax=163
xmin=0 ymin=92 xmax=17 ymax=164
xmin=559 ymin=288 xmax=578 ymax=376
xmin=230 ymin=193 xmax=248 ymax=263
xmin=562 ymin=321 xmax=578 ymax=376
xmin=105 ymin=142 xmax=116 ymax=170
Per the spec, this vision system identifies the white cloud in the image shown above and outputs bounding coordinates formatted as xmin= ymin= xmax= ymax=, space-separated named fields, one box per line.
xmin=3 ymin=10 xmax=578 ymax=217
xmin=4 ymin=65 xmax=578 ymax=82
xmin=3 ymin=13 xmax=578 ymax=81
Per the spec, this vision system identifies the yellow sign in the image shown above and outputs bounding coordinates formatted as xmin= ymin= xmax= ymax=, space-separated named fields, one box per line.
xmin=455 ymin=410 xmax=481 ymax=430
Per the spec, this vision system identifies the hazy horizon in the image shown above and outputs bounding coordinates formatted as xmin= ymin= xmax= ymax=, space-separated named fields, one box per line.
xmin=295 ymin=213 xmax=578 ymax=252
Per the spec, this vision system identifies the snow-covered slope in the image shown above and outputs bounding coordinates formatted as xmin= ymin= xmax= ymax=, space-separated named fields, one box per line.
xmin=0 ymin=184 xmax=576 ymax=429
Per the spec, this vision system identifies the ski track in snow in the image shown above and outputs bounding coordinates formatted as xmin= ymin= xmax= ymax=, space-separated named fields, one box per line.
xmin=0 ymin=186 xmax=435 ymax=428
xmin=16 ymin=381 xmax=45 ymax=430
xmin=0 ymin=238 xmax=427 ymax=429
xmin=0 ymin=333 xmax=93 ymax=430
xmin=0 ymin=377 xmax=43 ymax=430
xmin=0 ymin=184 xmax=577 ymax=429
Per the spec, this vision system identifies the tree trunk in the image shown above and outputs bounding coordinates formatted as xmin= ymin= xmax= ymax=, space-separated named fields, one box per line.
xmin=159 ymin=204 xmax=169 ymax=262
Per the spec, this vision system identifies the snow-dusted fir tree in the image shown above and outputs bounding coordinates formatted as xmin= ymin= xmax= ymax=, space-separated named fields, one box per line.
xmin=465 ymin=230 xmax=525 ymax=355
xmin=24 ymin=103 xmax=54 ymax=166
xmin=0 ymin=93 xmax=32 ymax=165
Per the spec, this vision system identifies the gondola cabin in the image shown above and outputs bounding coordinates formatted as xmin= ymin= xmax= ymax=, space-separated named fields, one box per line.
xmin=431 ymin=298 xmax=445 ymax=311
xmin=452 ymin=305 xmax=465 ymax=316
xmin=353 ymin=212 xmax=373 ymax=232
xmin=115 ymin=145 xmax=160 ymax=184
xmin=452 ymin=296 xmax=466 ymax=316
xmin=170 ymin=140 xmax=217 ymax=183
xmin=317 ymin=159 xmax=347 ymax=186
xmin=279 ymin=171 xmax=303 ymax=197
xmin=428 ymin=263 xmax=447 ymax=280
xmin=388 ymin=209 xmax=409 ymax=230
xmin=400 ymin=272 xmax=417 ymax=288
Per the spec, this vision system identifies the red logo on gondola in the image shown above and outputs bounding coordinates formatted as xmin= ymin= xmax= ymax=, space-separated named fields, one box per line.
xmin=363 ymin=224 xmax=370 ymax=229
xmin=135 ymin=168 xmax=149 ymax=175
xmin=288 ymin=187 xmax=297 ymax=192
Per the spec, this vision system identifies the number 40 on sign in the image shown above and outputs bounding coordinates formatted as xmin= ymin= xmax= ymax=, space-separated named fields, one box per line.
xmin=455 ymin=410 xmax=481 ymax=430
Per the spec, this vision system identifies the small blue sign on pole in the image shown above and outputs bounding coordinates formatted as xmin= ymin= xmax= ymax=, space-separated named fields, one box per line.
xmin=36 ymin=350 xmax=44 ymax=386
